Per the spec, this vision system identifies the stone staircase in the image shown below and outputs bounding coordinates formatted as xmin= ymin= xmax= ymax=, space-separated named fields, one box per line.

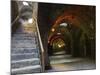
xmin=11 ymin=32 xmax=42 ymax=74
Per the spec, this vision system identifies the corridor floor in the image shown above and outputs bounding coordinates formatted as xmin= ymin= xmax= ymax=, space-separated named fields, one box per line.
xmin=47 ymin=51 xmax=96 ymax=72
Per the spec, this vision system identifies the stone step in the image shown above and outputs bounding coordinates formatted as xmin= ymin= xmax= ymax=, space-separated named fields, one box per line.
xmin=13 ymin=33 xmax=36 ymax=37
xmin=11 ymin=58 xmax=39 ymax=63
xmin=11 ymin=58 xmax=40 ymax=69
xmin=11 ymin=43 xmax=37 ymax=48
xmin=11 ymin=48 xmax=39 ymax=54
xmin=11 ymin=65 xmax=41 ymax=74
xmin=12 ymin=37 xmax=36 ymax=40
xmin=50 ymin=54 xmax=72 ymax=60
xmin=54 ymin=51 xmax=66 ymax=55
xmin=11 ymin=54 xmax=39 ymax=61
xmin=12 ymin=33 xmax=37 ymax=40
xmin=11 ymin=52 xmax=36 ymax=56
xmin=50 ymin=55 xmax=83 ymax=64
xmin=12 ymin=39 xmax=36 ymax=43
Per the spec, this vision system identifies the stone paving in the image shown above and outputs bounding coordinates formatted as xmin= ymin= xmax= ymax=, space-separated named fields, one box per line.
xmin=47 ymin=53 xmax=96 ymax=72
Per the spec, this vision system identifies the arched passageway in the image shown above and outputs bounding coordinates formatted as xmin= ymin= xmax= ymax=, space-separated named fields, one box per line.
xmin=48 ymin=35 xmax=71 ymax=56
xmin=37 ymin=3 xmax=96 ymax=72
